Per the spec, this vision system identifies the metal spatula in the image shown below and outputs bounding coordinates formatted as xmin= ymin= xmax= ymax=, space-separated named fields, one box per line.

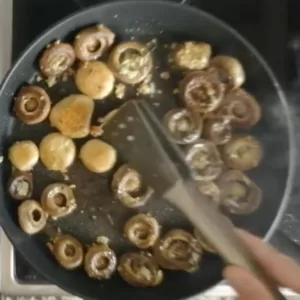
xmin=103 ymin=99 xmax=286 ymax=300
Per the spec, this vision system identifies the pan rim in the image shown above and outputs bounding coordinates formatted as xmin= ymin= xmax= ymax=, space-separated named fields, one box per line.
xmin=0 ymin=1 xmax=296 ymax=298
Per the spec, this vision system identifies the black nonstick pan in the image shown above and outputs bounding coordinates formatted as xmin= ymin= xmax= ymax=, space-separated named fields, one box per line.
xmin=0 ymin=1 xmax=295 ymax=300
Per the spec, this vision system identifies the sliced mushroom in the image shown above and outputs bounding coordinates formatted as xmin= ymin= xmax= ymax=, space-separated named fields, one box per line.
xmin=39 ymin=42 xmax=75 ymax=77
xmin=217 ymin=89 xmax=262 ymax=129
xmin=124 ymin=214 xmax=160 ymax=249
xmin=222 ymin=135 xmax=263 ymax=171
xmin=14 ymin=86 xmax=51 ymax=125
xmin=9 ymin=140 xmax=39 ymax=172
xmin=172 ymin=41 xmax=212 ymax=70
xmin=18 ymin=200 xmax=47 ymax=235
xmin=84 ymin=244 xmax=117 ymax=280
xmin=80 ymin=139 xmax=117 ymax=173
xmin=185 ymin=141 xmax=223 ymax=181
xmin=111 ymin=164 xmax=153 ymax=208
xmin=197 ymin=181 xmax=220 ymax=206
xmin=109 ymin=41 xmax=153 ymax=84
xmin=39 ymin=133 xmax=76 ymax=172
xmin=51 ymin=234 xmax=83 ymax=269
xmin=210 ymin=56 xmax=245 ymax=90
xmin=41 ymin=183 xmax=77 ymax=219
xmin=49 ymin=94 xmax=94 ymax=139
xmin=217 ymin=170 xmax=262 ymax=215
xmin=154 ymin=229 xmax=202 ymax=273
xmin=118 ymin=252 xmax=163 ymax=287
xmin=74 ymin=25 xmax=115 ymax=61
xmin=179 ymin=71 xmax=225 ymax=114
xmin=193 ymin=228 xmax=216 ymax=254
xmin=163 ymin=108 xmax=203 ymax=145
xmin=8 ymin=171 xmax=33 ymax=201
xmin=75 ymin=61 xmax=115 ymax=100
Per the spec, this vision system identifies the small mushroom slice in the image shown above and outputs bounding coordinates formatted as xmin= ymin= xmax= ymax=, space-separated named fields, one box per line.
xmin=124 ymin=214 xmax=160 ymax=249
xmin=197 ymin=181 xmax=220 ymax=206
xmin=9 ymin=140 xmax=39 ymax=172
xmin=14 ymin=86 xmax=51 ymax=125
xmin=185 ymin=140 xmax=223 ymax=181
xmin=8 ymin=171 xmax=33 ymax=201
xmin=112 ymin=164 xmax=153 ymax=208
xmin=51 ymin=235 xmax=83 ymax=270
xmin=217 ymin=170 xmax=262 ymax=215
xmin=109 ymin=41 xmax=153 ymax=84
xmin=75 ymin=61 xmax=115 ymax=100
xmin=50 ymin=94 xmax=94 ymax=139
xmin=84 ymin=244 xmax=117 ymax=280
xmin=210 ymin=56 xmax=245 ymax=90
xmin=39 ymin=133 xmax=76 ymax=172
xmin=163 ymin=108 xmax=203 ymax=145
xmin=193 ymin=228 xmax=216 ymax=254
xmin=180 ymin=71 xmax=225 ymax=114
xmin=154 ymin=229 xmax=202 ymax=273
xmin=222 ymin=135 xmax=263 ymax=171
xmin=74 ymin=25 xmax=115 ymax=61
xmin=39 ymin=42 xmax=75 ymax=77
xmin=172 ymin=41 xmax=212 ymax=70
xmin=18 ymin=200 xmax=47 ymax=235
xmin=41 ymin=183 xmax=77 ymax=219
xmin=217 ymin=89 xmax=262 ymax=129
xmin=118 ymin=252 xmax=163 ymax=287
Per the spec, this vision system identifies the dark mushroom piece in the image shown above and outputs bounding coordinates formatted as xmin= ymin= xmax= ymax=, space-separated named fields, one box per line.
xmin=154 ymin=229 xmax=202 ymax=273
xmin=197 ymin=181 xmax=220 ymax=206
xmin=74 ymin=25 xmax=115 ymax=61
xmin=193 ymin=228 xmax=216 ymax=254
xmin=51 ymin=235 xmax=84 ymax=270
xmin=179 ymin=71 xmax=226 ymax=114
xmin=163 ymin=108 xmax=203 ymax=145
xmin=210 ymin=55 xmax=245 ymax=90
xmin=185 ymin=140 xmax=223 ymax=181
xmin=14 ymin=86 xmax=51 ymax=125
xmin=124 ymin=214 xmax=160 ymax=249
xmin=39 ymin=42 xmax=75 ymax=77
xmin=112 ymin=164 xmax=153 ymax=208
xmin=41 ymin=183 xmax=77 ymax=219
xmin=108 ymin=41 xmax=153 ymax=84
xmin=8 ymin=171 xmax=33 ymax=201
xmin=217 ymin=89 xmax=262 ymax=129
xmin=217 ymin=170 xmax=262 ymax=215
xmin=222 ymin=135 xmax=263 ymax=171
xmin=118 ymin=252 xmax=163 ymax=287
xmin=84 ymin=244 xmax=117 ymax=280
xmin=18 ymin=200 xmax=47 ymax=235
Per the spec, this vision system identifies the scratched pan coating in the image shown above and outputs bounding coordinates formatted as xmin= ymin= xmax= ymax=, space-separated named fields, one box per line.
xmin=0 ymin=2 xmax=295 ymax=300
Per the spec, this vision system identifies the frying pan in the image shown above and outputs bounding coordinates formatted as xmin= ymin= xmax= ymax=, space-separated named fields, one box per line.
xmin=0 ymin=1 xmax=295 ymax=300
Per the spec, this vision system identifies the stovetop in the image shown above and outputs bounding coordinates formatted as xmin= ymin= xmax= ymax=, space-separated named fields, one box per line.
xmin=1 ymin=0 xmax=300 ymax=298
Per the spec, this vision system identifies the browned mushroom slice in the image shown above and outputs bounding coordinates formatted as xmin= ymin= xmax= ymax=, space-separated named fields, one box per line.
xmin=172 ymin=42 xmax=212 ymax=70
xmin=84 ymin=244 xmax=117 ymax=280
xmin=193 ymin=228 xmax=216 ymax=254
xmin=197 ymin=181 xmax=220 ymax=206
xmin=108 ymin=41 xmax=153 ymax=84
xmin=163 ymin=108 xmax=203 ymax=145
xmin=222 ymin=135 xmax=263 ymax=171
xmin=8 ymin=171 xmax=33 ymax=201
xmin=154 ymin=229 xmax=202 ymax=273
xmin=217 ymin=89 xmax=261 ymax=129
xmin=51 ymin=235 xmax=84 ymax=270
xmin=74 ymin=25 xmax=115 ymax=61
xmin=179 ymin=71 xmax=225 ymax=114
xmin=210 ymin=56 xmax=245 ymax=90
xmin=112 ymin=164 xmax=153 ymax=208
xmin=39 ymin=42 xmax=75 ymax=77
xmin=118 ymin=252 xmax=163 ymax=287
xmin=41 ymin=183 xmax=77 ymax=219
xmin=124 ymin=214 xmax=160 ymax=249
xmin=14 ymin=86 xmax=51 ymax=125
xmin=185 ymin=140 xmax=223 ymax=181
xmin=18 ymin=200 xmax=47 ymax=235
xmin=217 ymin=170 xmax=262 ymax=215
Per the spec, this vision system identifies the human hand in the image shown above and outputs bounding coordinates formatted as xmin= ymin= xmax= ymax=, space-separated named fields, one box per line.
xmin=223 ymin=230 xmax=300 ymax=300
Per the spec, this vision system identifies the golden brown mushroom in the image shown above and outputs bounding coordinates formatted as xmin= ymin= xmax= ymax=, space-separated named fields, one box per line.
xmin=193 ymin=228 xmax=216 ymax=254
xmin=197 ymin=181 xmax=220 ymax=206
xmin=8 ymin=171 xmax=33 ymax=201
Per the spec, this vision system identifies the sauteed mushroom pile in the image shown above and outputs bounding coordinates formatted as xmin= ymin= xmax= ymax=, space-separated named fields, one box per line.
xmin=7 ymin=23 xmax=263 ymax=288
